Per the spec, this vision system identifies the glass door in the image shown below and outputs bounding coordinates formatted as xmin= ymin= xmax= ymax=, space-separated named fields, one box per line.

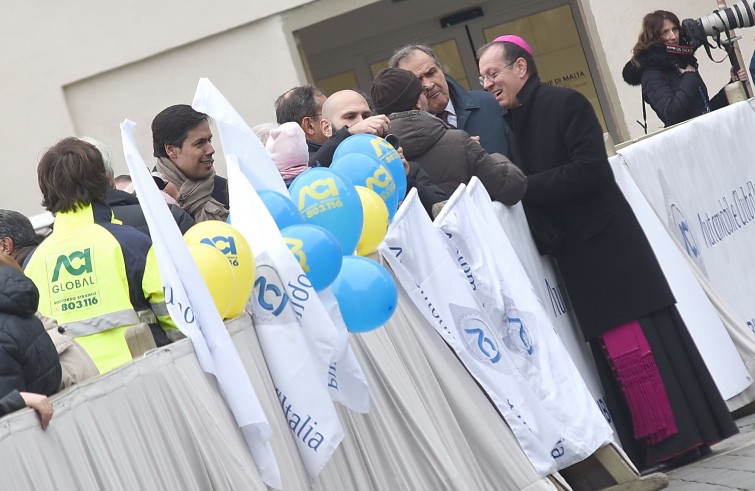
xmin=468 ymin=4 xmax=608 ymax=131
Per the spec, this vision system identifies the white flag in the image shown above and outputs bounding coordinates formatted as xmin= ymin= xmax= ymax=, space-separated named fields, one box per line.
xmin=317 ymin=287 xmax=370 ymax=412
xmin=466 ymin=178 xmax=616 ymax=430
xmin=251 ymin=248 xmax=345 ymax=477
xmin=437 ymin=185 xmax=614 ymax=468
xmin=192 ymin=78 xmax=369 ymax=414
xmin=225 ymin=155 xmax=345 ymax=478
xmin=120 ymin=120 xmax=280 ymax=488
xmin=380 ymin=190 xmax=561 ymax=476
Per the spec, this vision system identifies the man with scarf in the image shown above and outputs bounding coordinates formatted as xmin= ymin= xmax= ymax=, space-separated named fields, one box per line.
xmin=151 ymin=104 xmax=229 ymax=222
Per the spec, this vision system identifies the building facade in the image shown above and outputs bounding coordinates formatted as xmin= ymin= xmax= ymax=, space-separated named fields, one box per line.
xmin=4 ymin=0 xmax=750 ymax=216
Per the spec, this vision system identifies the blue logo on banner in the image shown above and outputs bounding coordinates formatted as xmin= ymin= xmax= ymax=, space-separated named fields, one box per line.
xmin=669 ymin=202 xmax=707 ymax=276
xmin=508 ymin=316 xmax=535 ymax=355
xmin=254 ymin=265 xmax=290 ymax=317
xmin=671 ymin=205 xmax=702 ymax=261
xmin=464 ymin=325 xmax=502 ymax=363
xmin=449 ymin=303 xmax=501 ymax=365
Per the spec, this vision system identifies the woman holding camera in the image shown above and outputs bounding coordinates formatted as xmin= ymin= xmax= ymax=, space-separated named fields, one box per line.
xmin=623 ymin=10 xmax=746 ymax=128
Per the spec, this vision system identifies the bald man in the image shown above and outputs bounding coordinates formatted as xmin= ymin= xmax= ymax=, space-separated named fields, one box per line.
xmin=309 ymin=90 xmax=391 ymax=167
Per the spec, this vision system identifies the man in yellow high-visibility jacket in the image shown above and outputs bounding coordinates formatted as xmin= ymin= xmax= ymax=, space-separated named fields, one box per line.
xmin=26 ymin=138 xmax=178 ymax=373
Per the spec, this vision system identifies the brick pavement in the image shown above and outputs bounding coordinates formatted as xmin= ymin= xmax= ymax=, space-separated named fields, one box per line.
xmin=665 ymin=413 xmax=755 ymax=490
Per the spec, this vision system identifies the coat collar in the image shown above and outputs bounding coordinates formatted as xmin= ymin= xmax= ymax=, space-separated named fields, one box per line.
xmin=106 ymin=188 xmax=139 ymax=207
xmin=622 ymin=43 xmax=699 ymax=86
xmin=513 ymin=74 xmax=541 ymax=109
xmin=446 ymin=75 xmax=479 ymax=128
xmin=54 ymin=201 xmax=114 ymax=229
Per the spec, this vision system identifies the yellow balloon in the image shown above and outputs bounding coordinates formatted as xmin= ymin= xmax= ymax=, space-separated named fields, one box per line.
xmin=184 ymin=221 xmax=255 ymax=319
xmin=355 ymin=186 xmax=389 ymax=256
xmin=187 ymin=244 xmax=235 ymax=318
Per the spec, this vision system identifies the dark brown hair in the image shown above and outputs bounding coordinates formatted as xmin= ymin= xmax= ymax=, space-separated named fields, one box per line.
xmin=275 ymin=85 xmax=326 ymax=125
xmin=37 ymin=137 xmax=109 ymax=213
xmin=631 ymin=10 xmax=681 ymax=65
xmin=151 ymin=104 xmax=209 ymax=158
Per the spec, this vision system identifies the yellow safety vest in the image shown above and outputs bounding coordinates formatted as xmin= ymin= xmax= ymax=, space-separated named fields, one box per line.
xmin=26 ymin=203 xmax=176 ymax=373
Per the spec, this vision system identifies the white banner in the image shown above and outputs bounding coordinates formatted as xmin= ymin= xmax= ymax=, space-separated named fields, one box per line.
xmin=613 ymin=103 xmax=753 ymax=400
xmin=380 ymin=190 xmax=562 ymax=477
xmin=192 ymin=78 xmax=369 ymax=414
xmin=466 ymin=179 xmax=616 ymax=432
xmin=250 ymin=249 xmax=345 ymax=478
xmin=120 ymin=120 xmax=281 ymax=488
xmin=436 ymin=184 xmax=614 ymax=468
xmin=226 ymin=157 xmax=344 ymax=478
xmin=618 ymin=102 xmax=755 ymax=330
xmin=316 ymin=287 xmax=370 ymax=412
xmin=192 ymin=79 xmax=288 ymax=196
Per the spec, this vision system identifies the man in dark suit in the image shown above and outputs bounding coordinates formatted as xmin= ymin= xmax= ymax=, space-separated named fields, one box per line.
xmin=389 ymin=44 xmax=509 ymax=156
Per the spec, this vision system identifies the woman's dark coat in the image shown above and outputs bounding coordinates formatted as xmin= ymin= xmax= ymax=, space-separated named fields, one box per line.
xmin=622 ymin=43 xmax=727 ymax=127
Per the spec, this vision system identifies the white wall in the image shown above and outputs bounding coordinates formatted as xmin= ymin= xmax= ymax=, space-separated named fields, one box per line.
xmin=5 ymin=0 xmax=753 ymax=216
xmin=3 ymin=0 xmax=312 ymax=216
xmin=65 ymin=15 xmax=300 ymax=180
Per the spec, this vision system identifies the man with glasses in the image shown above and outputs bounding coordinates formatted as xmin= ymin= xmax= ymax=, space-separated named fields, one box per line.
xmin=275 ymin=85 xmax=329 ymax=157
xmin=478 ymin=35 xmax=738 ymax=471
xmin=389 ymin=43 xmax=510 ymax=156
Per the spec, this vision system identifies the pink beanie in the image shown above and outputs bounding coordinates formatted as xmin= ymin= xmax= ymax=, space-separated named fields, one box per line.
xmin=265 ymin=122 xmax=309 ymax=172
xmin=493 ymin=35 xmax=534 ymax=56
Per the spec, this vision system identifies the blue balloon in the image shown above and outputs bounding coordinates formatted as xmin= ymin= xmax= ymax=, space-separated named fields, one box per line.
xmin=258 ymin=190 xmax=303 ymax=230
xmin=281 ymin=224 xmax=343 ymax=291
xmin=333 ymin=134 xmax=407 ymax=201
xmin=331 ymin=154 xmax=398 ymax=220
xmin=288 ymin=168 xmax=363 ymax=255
xmin=331 ymin=256 xmax=398 ymax=333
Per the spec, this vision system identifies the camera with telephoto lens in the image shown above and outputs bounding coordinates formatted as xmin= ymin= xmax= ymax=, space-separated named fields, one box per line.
xmin=682 ymin=0 xmax=755 ymax=49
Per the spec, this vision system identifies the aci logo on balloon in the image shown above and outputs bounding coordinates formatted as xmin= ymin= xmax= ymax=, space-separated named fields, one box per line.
xmin=297 ymin=178 xmax=343 ymax=219
xmin=365 ymin=166 xmax=396 ymax=202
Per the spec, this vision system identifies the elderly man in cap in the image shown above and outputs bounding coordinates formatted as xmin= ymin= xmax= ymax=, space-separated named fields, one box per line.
xmin=370 ymin=67 xmax=525 ymax=206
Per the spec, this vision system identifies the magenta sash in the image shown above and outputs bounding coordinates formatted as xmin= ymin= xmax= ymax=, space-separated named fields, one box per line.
xmin=602 ymin=321 xmax=678 ymax=443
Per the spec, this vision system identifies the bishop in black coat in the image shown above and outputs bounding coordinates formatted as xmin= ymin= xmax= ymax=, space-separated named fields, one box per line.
xmin=505 ymin=74 xmax=673 ymax=340
xmin=481 ymin=39 xmax=736 ymax=470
